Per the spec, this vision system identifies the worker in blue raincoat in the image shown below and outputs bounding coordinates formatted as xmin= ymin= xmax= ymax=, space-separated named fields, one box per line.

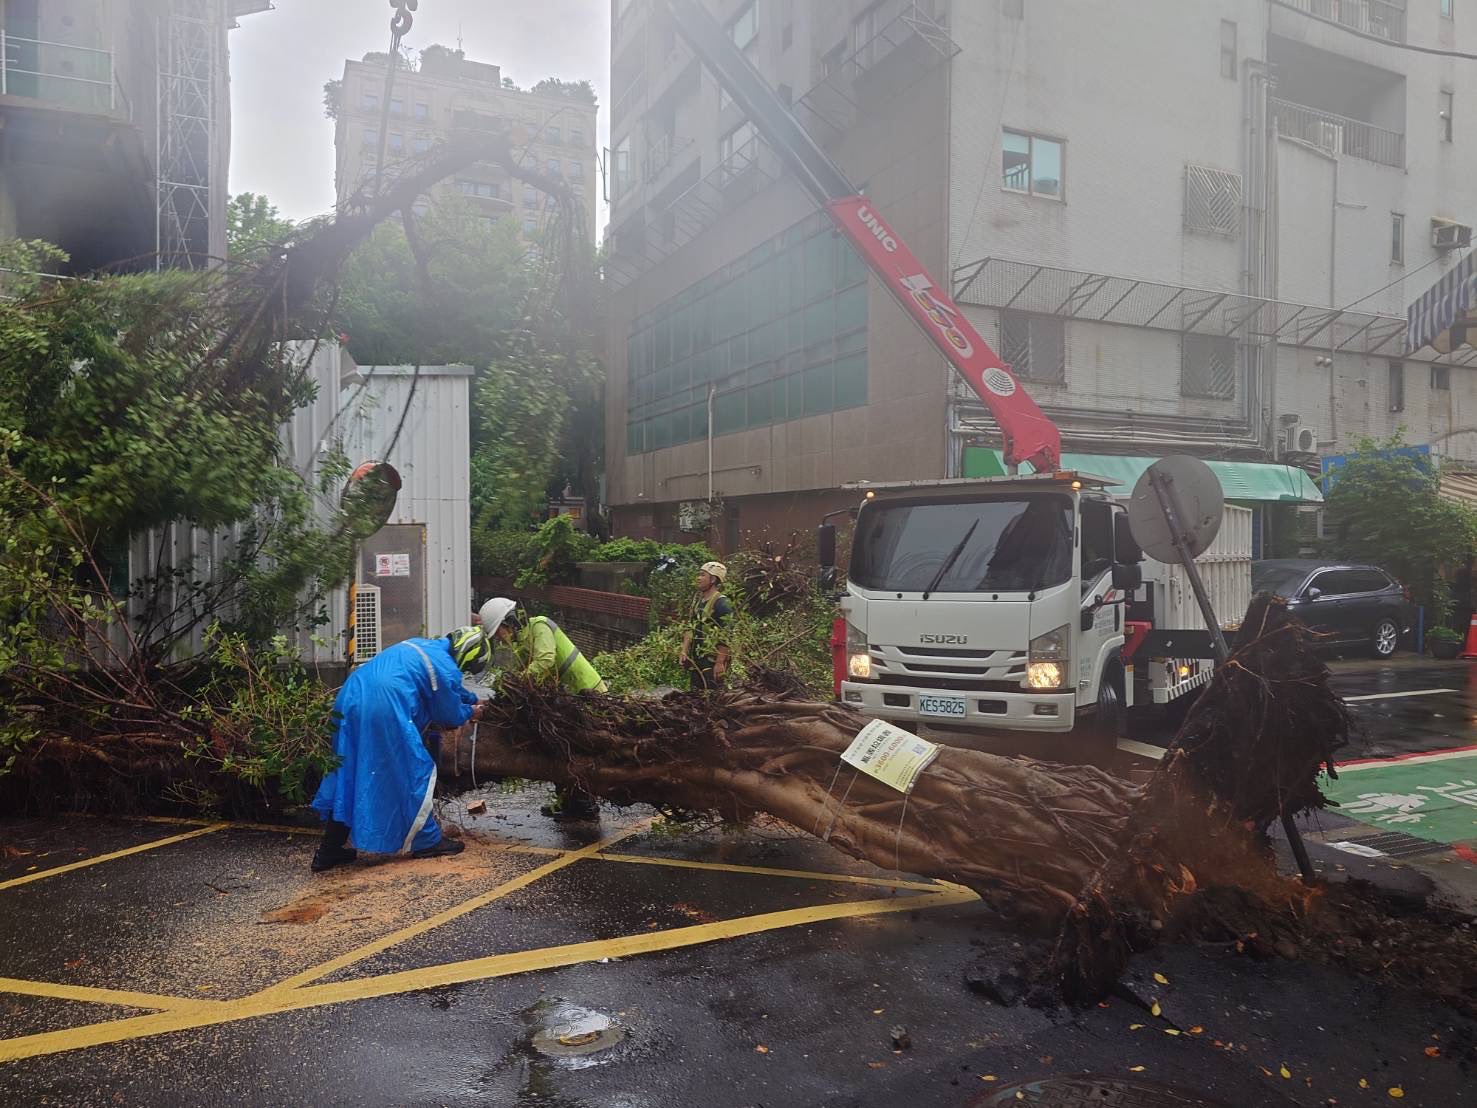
xmin=310 ymin=626 xmax=492 ymax=872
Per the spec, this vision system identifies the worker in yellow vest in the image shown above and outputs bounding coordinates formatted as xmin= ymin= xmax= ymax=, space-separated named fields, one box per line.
xmin=479 ymin=597 xmax=606 ymax=820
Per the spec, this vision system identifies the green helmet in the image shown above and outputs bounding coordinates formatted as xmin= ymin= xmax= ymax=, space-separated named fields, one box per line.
xmin=447 ymin=626 xmax=491 ymax=675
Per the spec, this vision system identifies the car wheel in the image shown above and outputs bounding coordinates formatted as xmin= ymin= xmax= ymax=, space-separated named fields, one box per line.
xmin=1086 ymin=662 xmax=1126 ymax=748
xmin=1371 ymin=617 xmax=1400 ymax=659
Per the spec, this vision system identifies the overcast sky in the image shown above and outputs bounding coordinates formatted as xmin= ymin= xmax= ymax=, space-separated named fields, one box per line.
xmin=228 ymin=0 xmax=611 ymax=227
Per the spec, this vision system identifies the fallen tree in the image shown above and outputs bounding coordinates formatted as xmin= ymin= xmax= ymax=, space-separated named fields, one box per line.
xmin=440 ymin=597 xmax=1477 ymax=1005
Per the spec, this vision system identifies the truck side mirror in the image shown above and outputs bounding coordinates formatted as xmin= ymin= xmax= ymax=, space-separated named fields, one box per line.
xmin=1114 ymin=520 xmax=1143 ymax=565
xmin=1112 ymin=562 xmax=1143 ymax=592
xmin=817 ymin=522 xmax=837 ymax=569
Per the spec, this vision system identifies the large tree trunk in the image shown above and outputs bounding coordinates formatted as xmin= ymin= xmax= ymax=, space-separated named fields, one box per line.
xmin=441 ymin=599 xmax=1351 ymax=996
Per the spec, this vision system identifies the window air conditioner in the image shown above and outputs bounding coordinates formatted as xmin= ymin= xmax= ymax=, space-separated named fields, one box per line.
xmin=1432 ymin=219 xmax=1473 ymax=251
xmin=1282 ymin=419 xmax=1319 ymax=456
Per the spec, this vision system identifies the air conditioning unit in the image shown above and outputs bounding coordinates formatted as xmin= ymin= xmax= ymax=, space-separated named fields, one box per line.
xmin=1282 ymin=419 xmax=1319 ymax=456
xmin=1432 ymin=218 xmax=1473 ymax=251
xmin=677 ymin=499 xmax=711 ymax=533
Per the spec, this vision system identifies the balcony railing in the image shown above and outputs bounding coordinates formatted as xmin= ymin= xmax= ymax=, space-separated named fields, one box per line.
xmin=643 ymin=132 xmax=693 ymax=181
xmin=0 ymin=31 xmax=116 ymax=113
xmin=1279 ymin=0 xmax=1406 ymax=43
xmin=1272 ymin=98 xmax=1405 ymax=168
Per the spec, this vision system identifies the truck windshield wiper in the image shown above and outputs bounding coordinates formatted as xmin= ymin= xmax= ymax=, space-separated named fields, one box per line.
xmin=922 ymin=519 xmax=979 ymax=601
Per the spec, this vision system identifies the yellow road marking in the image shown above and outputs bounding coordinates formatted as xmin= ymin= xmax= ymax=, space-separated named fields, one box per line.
xmin=595 ymin=851 xmax=946 ymax=892
xmin=260 ymin=823 xmax=651 ymax=994
xmin=0 ymin=887 xmax=977 ymax=1064
xmin=0 ymin=977 xmax=221 ymax=1013
xmin=0 ymin=825 xmax=228 ymax=892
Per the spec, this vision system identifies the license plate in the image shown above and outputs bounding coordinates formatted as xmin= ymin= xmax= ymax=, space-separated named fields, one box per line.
xmin=918 ymin=694 xmax=967 ymax=718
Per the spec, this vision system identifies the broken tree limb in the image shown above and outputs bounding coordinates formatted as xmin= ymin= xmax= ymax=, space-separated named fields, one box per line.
xmin=440 ymin=597 xmax=1355 ymax=998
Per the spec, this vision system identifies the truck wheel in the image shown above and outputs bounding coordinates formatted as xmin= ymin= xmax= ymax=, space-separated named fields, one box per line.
xmin=1087 ymin=662 xmax=1126 ymax=747
xmin=1370 ymin=617 xmax=1400 ymax=659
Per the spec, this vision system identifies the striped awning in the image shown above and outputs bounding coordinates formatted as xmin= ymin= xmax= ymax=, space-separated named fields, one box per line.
xmin=1407 ymin=249 xmax=1477 ymax=354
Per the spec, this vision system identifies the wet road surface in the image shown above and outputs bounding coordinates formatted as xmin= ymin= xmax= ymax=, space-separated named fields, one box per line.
xmin=4 ymin=660 xmax=1477 ymax=1105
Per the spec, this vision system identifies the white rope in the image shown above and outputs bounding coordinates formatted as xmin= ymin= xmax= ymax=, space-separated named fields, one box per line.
xmin=811 ymin=759 xmax=847 ymax=838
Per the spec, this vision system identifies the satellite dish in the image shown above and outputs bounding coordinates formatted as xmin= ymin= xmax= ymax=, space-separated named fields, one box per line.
xmin=1127 ymin=456 xmax=1225 ymax=564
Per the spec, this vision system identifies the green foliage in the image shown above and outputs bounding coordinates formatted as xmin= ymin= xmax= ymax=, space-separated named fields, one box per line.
xmin=592 ymin=583 xmax=836 ymax=696
xmin=586 ymin=538 xmax=715 ymax=566
xmin=1323 ymin=433 xmax=1477 ymax=623
xmin=180 ymin=630 xmax=337 ymax=803
xmin=516 ymin=515 xmax=597 ymax=589
xmin=227 ymin=192 xmax=295 ymax=260
xmin=1427 ymin=625 xmax=1463 ymax=643
xmin=322 ymin=77 xmax=342 ymax=120
xmin=531 ymin=78 xmax=598 ymax=106
xmin=472 ymin=528 xmax=538 ymax=579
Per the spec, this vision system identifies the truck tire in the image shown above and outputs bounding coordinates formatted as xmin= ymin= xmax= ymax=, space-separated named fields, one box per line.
xmin=1086 ymin=661 xmax=1126 ymax=748
xmin=1370 ymin=617 xmax=1400 ymax=659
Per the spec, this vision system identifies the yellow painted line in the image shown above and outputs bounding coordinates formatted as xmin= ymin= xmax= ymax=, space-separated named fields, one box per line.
xmin=0 ymin=887 xmax=977 ymax=1064
xmin=135 ymin=815 xmax=319 ymax=837
xmin=261 ymin=823 xmax=651 ymax=994
xmin=595 ymin=851 xmax=945 ymax=892
xmin=0 ymin=977 xmax=222 ymax=1013
xmin=0 ymin=824 xmax=228 ymax=892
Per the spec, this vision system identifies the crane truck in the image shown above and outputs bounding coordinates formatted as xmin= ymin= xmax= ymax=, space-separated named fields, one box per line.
xmin=662 ymin=0 xmax=1251 ymax=745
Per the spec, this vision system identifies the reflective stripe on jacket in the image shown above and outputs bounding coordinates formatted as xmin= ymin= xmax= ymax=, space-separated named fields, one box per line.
xmin=517 ymin=615 xmax=607 ymax=693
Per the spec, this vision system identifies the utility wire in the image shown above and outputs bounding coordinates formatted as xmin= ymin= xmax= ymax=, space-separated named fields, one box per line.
xmin=1270 ymin=0 xmax=1477 ymax=60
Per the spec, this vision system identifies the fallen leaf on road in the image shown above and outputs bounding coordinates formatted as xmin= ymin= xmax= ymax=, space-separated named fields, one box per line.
xmin=1424 ymin=1046 xmax=1441 ymax=1058
xmin=979 ymin=1075 xmax=997 ymax=1082
xmin=1280 ymin=1065 xmax=1291 ymax=1079
xmin=754 ymin=1045 xmax=769 ymax=1054
xmin=1129 ymin=1065 xmax=1145 ymax=1073
xmin=1015 ymin=1093 xmax=1024 ymax=1101
xmin=872 ymin=1008 xmax=884 ymax=1015
xmin=1388 ymin=1088 xmax=1404 ymax=1099
xmin=1260 ymin=1067 xmax=1273 ymax=1078
xmin=1150 ymin=1001 xmax=1161 ymax=1017
xmin=1359 ymin=1078 xmax=1369 ymax=1089
xmin=1190 ymin=1026 xmax=1204 ymax=1034
xmin=1129 ymin=1023 xmax=1144 ymax=1030
xmin=866 ymin=1062 xmax=885 ymax=1069
xmin=1153 ymin=972 xmax=1169 ymax=984
xmin=1164 ymin=1029 xmax=1181 ymax=1036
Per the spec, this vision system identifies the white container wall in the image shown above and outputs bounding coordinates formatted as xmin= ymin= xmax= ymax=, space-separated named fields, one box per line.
xmin=1158 ymin=505 xmax=1255 ymax=634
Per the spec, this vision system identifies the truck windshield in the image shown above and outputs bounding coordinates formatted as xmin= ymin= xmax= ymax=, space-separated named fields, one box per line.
xmin=850 ymin=495 xmax=1074 ymax=593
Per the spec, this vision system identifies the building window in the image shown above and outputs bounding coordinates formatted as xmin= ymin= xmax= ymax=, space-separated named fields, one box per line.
xmin=1002 ymin=130 xmax=1064 ymax=199
xmin=1389 ymin=362 xmax=1405 ymax=412
xmin=612 ymin=136 xmax=631 ymax=200
xmin=547 ymin=125 xmax=561 ymax=144
xmin=1441 ymin=90 xmax=1454 ymax=142
xmin=782 ymin=21 xmax=793 ymax=49
xmin=412 ymin=199 xmax=430 ymax=217
xmin=854 ymin=4 xmax=884 ymax=68
xmin=456 ymin=179 xmax=499 ymax=199
xmin=389 ymin=97 xmax=403 ymax=115
xmin=1432 ymin=364 xmax=1451 ymax=391
xmin=728 ymin=1 xmax=758 ymax=52
xmin=523 ymin=186 xmax=538 ymax=208
xmin=624 ymin=212 xmax=869 ymax=454
xmin=361 ymin=91 xmax=379 ymax=111
xmin=719 ymin=119 xmax=757 ymax=164
xmin=1442 ymin=0 xmax=1453 ymax=19
xmin=523 ymin=213 xmax=538 ymax=232
xmin=388 ymin=132 xmax=404 ymax=154
xmin=999 ymin=311 xmax=1066 ymax=384
xmin=1180 ymin=334 xmax=1237 ymax=399
xmin=545 ymin=157 xmax=561 ymax=176
xmin=1391 ymin=212 xmax=1405 ymax=264
xmin=1220 ymin=21 xmax=1237 ymax=79
xmin=361 ymin=127 xmax=378 ymax=147
xmin=414 ymin=100 xmax=430 ymax=119
xmin=413 ymin=136 xmax=430 ymax=155
xmin=571 ymin=127 xmax=584 ymax=147
xmin=568 ymin=159 xmax=582 ymax=179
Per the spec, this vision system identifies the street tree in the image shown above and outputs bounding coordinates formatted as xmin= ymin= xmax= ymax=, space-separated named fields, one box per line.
xmin=227 ymin=192 xmax=296 ymax=260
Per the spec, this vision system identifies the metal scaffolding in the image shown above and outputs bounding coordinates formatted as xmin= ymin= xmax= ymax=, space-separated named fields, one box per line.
xmin=156 ymin=0 xmax=221 ymax=270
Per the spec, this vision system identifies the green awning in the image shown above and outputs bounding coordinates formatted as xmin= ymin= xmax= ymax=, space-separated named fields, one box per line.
xmin=961 ymin=448 xmax=1323 ymax=503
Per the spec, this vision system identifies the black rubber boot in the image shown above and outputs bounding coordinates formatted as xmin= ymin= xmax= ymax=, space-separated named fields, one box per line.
xmin=412 ymin=837 xmax=465 ymax=860
xmin=311 ymin=819 xmax=358 ymax=872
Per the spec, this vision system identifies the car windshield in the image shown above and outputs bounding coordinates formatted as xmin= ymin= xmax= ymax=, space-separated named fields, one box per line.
xmin=1253 ymin=565 xmax=1313 ymax=598
xmin=850 ymin=495 xmax=1074 ymax=593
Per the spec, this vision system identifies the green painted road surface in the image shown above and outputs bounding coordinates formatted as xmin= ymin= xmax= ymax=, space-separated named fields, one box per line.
xmin=1322 ymin=747 xmax=1477 ymax=844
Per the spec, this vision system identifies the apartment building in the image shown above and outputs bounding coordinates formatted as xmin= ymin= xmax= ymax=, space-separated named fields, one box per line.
xmin=333 ymin=48 xmax=598 ymax=240
xmin=603 ymin=0 xmax=1477 ymax=551
xmin=0 ymin=0 xmax=255 ymax=271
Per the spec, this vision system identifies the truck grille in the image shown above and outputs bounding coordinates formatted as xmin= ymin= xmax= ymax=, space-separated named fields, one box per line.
xmin=869 ymin=644 xmax=1026 ymax=692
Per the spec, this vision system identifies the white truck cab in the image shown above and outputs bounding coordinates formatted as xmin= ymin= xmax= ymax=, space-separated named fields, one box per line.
xmin=824 ymin=472 xmax=1250 ymax=744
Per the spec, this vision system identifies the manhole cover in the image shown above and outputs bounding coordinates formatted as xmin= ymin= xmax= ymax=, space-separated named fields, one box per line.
xmin=529 ymin=1003 xmax=627 ymax=1058
xmin=975 ymin=1075 xmax=1231 ymax=1108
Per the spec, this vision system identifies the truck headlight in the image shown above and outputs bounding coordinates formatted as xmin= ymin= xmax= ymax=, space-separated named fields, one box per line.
xmin=845 ymin=622 xmax=873 ymax=680
xmin=1027 ymin=624 xmax=1069 ymax=690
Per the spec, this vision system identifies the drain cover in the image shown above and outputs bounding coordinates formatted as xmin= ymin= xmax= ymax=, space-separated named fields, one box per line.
xmin=529 ymin=1004 xmax=627 ymax=1058
xmin=975 ymin=1075 xmax=1231 ymax=1108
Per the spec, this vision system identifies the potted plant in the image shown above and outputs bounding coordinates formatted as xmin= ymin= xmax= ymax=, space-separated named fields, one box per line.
xmin=1428 ymin=625 xmax=1463 ymax=660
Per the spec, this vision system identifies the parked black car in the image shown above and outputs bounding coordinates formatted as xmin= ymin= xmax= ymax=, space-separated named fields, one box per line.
xmin=1252 ymin=559 xmax=1416 ymax=658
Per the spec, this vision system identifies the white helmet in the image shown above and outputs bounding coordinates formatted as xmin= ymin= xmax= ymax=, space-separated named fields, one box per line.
xmin=478 ymin=597 xmax=517 ymax=637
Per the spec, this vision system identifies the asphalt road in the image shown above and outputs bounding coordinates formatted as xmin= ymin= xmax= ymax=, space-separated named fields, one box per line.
xmin=3 ymin=658 xmax=1477 ymax=1107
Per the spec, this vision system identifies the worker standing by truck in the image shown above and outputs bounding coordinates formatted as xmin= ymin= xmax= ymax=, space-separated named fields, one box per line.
xmin=478 ymin=597 xmax=606 ymax=821
xmin=678 ymin=561 xmax=733 ymax=692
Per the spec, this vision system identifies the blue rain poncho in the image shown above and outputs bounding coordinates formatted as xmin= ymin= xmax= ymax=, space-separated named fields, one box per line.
xmin=311 ymin=637 xmax=479 ymax=854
